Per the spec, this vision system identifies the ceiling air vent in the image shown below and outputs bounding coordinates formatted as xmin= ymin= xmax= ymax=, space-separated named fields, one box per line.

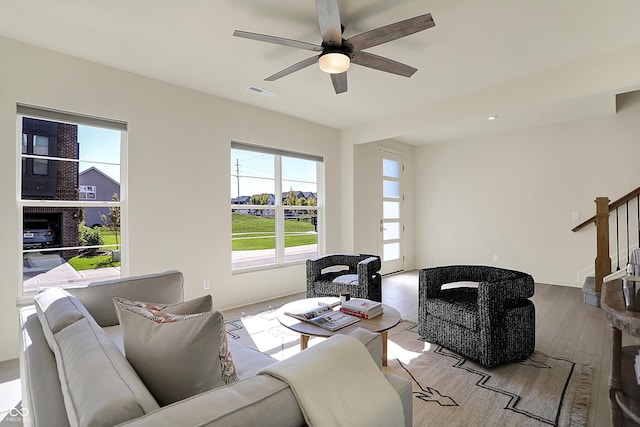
xmin=247 ymin=86 xmax=276 ymax=97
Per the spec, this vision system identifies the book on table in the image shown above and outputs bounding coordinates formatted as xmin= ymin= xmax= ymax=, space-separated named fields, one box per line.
xmin=339 ymin=306 xmax=382 ymax=319
xmin=285 ymin=305 xmax=360 ymax=331
xmin=339 ymin=298 xmax=384 ymax=319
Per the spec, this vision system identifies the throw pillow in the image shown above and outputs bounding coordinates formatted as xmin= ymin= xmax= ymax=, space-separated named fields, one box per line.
xmin=114 ymin=294 xmax=213 ymax=317
xmin=113 ymin=296 xmax=239 ymax=406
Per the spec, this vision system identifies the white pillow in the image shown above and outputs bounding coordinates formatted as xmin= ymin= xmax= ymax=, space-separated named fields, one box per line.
xmin=113 ymin=296 xmax=239 ymax=406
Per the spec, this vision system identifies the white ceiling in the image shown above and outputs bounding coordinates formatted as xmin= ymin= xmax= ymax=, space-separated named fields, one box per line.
xmin=1 ymin=0 xmax=639 ymax=145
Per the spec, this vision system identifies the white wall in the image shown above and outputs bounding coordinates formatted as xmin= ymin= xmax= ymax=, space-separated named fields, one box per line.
xmin=0 ymin=37 xmax=343 ymax=362
xmin=414 ymin=91 xmax=640 ymax=286
xmin=353 ymin=139 xmax=416 ymax=271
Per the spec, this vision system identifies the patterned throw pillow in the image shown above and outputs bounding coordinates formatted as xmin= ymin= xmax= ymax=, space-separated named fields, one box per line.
xmin=113 ymin=296 xmax=239 ymax=405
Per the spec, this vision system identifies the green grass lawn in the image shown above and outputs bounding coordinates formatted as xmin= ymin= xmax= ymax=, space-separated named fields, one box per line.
xmin=232 ymin=212 xmax=317 ymax=251
xmin=67 ymin=214 xmax=314 ymax=268
xmin=67 ymin=254 xmax=120 ymax=270
xmin=67 ymin=228 xmax=121 ymax=271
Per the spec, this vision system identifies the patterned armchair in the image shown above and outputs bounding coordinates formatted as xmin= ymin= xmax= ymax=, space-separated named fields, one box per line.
xmin=306 ymin=253 xmax=382 ymax=302
xmin=419 ymin=265 xmax=535 ymax=367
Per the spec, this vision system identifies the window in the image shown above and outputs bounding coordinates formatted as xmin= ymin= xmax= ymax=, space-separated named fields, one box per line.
xmin=231 ymin=142 xmax=322 ymax=270
xmin=79 ymin=185 xmax=97 ymax=200
xmin=18 ymin=105 xmax=126 ymax=299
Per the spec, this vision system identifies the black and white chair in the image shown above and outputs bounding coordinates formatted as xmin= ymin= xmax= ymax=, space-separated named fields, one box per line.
xmin=306 ymin=253 xmax=382 ymax=302
xmin=419 ymin=265 xmax=535 ymax=367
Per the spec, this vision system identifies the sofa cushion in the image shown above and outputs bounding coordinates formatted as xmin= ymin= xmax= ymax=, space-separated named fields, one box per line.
xmin=66 ymin=270 xmax=184 ymax=327
xmin=332 ymin=274 xmax=359 ymax=285
xmin=227 ymin=339 xmax=277 ymax=379
xmin=114 ymin=297 xmax=239 ymax=406
xmin=33 ymin=287 xmax=85 ymax=352
xmin=425 ymin=288 xmax=479 ymax=330
xmin=53 ymin=317 xmax=159 ymax=427
xmin=19 ymin=307 xmax=69 ymax=427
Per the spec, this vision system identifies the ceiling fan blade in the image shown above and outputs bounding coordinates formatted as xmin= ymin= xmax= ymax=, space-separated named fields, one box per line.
xmin=233 ymin=30 xmax=322 ymax=52
xmin=345 ymin=13 xmax=435 ymax=51
xmin=315 ymin=0 xmax=342 ymax=46
xmin=330 ymin=72 xmax=347 ymax=94
xmin=351 ymin=51 xmax=417 ymax=77
xmin=265 ymin=56 xmax=319 ymax=81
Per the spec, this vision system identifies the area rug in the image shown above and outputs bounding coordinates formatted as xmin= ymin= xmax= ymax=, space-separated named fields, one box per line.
xmin=384 ymin=321 xmax=592 ymax=427
xmin=225 ymin=312 xmax=592 ymax=427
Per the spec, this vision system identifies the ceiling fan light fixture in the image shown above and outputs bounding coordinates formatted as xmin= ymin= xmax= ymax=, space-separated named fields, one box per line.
xmin=318 ymin=51 xmax=350 ymax=74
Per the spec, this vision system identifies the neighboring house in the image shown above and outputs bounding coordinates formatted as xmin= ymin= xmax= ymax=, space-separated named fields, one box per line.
xmin=231 ymin=195 xmax=250 ymax=205
xmin=22 ymin=118 xmax=79 ymax=251
xmin=79 ymin=167 xmax=120 ymax=227
xmin=231 ymin=192 xmax=317 ymax=217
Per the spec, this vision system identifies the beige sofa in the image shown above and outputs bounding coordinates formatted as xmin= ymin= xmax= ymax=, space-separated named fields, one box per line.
xmin=19 ymin=270 xmax=412 ymax=427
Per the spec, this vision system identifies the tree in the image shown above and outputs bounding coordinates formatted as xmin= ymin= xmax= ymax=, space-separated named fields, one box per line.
xmin=283 ymin=190 xmax=298 ymax=206
xmin=99 ymin=193 xmax=121 ymax=246
xmin=78 ymin=221 xmax=103 ymax=255
xmin=250 ymin=193 xmax=270 ymax=205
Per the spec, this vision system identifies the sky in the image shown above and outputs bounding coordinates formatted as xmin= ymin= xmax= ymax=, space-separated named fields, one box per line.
xmin=76 ymin=129 xmax=317 ymax=196
xmin=78 ymin=125 xmax=121 ymax=182
xmin=230 ymin=148 xmax=317 ymax=199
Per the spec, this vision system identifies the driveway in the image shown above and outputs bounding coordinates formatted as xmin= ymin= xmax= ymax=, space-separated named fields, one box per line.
xmin=23 ymin=252 xmax=120 ymax=297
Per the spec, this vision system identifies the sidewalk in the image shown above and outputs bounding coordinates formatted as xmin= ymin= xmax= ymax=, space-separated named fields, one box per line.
xmin=232 ymin=244 xmax=317 ymax=269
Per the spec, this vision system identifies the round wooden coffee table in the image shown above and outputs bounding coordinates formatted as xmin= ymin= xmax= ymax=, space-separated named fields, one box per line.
xmin=277 ymin=297 xmax=401 ymax=366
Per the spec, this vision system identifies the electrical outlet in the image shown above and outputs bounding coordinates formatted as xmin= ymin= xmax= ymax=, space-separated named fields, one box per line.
xmin=493 ymin=254 xmax=499 ymax=263
xmin=203 ymin=279 xmax=210 ymax=290
xmin=572 ymin=212 xmax=580 ymax=221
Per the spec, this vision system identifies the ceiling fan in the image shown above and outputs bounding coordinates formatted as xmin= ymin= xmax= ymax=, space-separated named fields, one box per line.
xmin=233 ymin=0 xmax=435 ymax=94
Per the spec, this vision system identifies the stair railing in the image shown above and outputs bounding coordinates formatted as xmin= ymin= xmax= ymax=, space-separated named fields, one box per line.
xmin=572 ymin=186 xmax=640 ymax=293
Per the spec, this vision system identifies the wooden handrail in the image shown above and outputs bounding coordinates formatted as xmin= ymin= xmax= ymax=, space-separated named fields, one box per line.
xmin=572 ymin=186 xmax=640 ymax=232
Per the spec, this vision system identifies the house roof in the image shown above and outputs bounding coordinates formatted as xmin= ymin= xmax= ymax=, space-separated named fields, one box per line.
xmin=1 ymin=1 xmax=639 ymax=144
xmin=79 ymin=166 xmax=121 ymax=188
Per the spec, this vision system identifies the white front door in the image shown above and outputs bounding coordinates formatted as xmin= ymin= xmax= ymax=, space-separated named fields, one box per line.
xmin=379 ymin=151 xmax=404 ymax=274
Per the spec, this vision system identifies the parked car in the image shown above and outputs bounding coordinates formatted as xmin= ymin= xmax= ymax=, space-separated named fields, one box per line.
xmin=23 ymin=220 xmax=55 ymax=249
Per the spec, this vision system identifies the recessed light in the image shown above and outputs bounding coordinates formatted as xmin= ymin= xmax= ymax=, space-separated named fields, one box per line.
xmin=247 ymin=86 xmax=276 ymax=97
xmin=487 ymin=115 xmax=498 ymax=121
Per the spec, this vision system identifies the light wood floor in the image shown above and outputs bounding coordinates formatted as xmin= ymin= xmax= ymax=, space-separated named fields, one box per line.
xmin=2 ymin=270 xmax=638 ymax=426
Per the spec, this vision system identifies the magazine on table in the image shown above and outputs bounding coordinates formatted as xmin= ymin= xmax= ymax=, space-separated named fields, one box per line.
xmin=285 ymin=305 xmax=360 ymax=331
xmin=285 ymin=304 xmax=333 ymax=322
xmin=307 ymin=310 xmax=360 ymax=331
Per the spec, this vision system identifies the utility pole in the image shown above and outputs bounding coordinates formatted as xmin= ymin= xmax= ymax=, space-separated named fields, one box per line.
xmin=236 ymin=159 xmax=240 ymax=199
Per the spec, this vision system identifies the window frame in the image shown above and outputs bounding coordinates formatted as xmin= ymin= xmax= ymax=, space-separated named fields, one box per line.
xmin=79 ymin=185 xmax=97 ymax=200
xmin=16 ymin=105 xmax=128 ymax=301
xmin=230 ymin=141 xmax=323 ymax=272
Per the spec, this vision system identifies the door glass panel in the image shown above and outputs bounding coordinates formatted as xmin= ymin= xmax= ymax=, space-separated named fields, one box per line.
xmin=382 ymin=159 xmax=399 ymax=178
xmin=380 ymin=152 xmax=403 ymax=274
xmin=383 ymin=242 xmax=400 ymax=261
xmin=383 ymin=222 xmax=400 ymax=240
xmin=383 ymin=180 xmax=399 ymax=198
xmin=383 ymin=201 xmax=400 ymax=219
